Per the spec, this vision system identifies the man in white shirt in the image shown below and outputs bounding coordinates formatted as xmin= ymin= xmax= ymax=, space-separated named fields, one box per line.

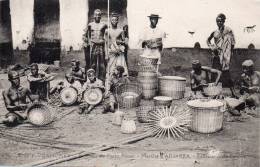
xmin=139 ymin=14 xmax=166 ymax=73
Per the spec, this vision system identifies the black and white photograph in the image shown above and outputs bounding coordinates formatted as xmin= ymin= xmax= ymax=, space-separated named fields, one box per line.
xmin=0 ymin=0 xmax=259 ymax=166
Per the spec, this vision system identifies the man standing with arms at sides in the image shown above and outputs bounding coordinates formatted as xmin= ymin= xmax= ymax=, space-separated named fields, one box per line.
xmin=83 ymin=9 xmax=108 ymax=81
xmin=207 ymin=13 xmax=236 ymax=97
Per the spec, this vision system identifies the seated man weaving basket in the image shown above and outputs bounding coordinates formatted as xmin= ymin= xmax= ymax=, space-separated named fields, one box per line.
xmin=1 ymin=71 xmax=38 ymax=126
xmin=27 ymin=63 xmax=54 ymax=101
xmin=103 ymin=66 xmax=130 ymax=113
xmin=65 ymin=59 xmax=86 ymax=85
xmin=239 ymin=60 xmax=260 ymax=108
xmin=190 ymin=60 xmax=222 ymax=98
xmin=79 ymin=69 xmax=105 ymax=114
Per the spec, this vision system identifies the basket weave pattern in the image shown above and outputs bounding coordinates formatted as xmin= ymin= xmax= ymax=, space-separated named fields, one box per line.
xmin=159 ymin=77 xmax=186 ymax=99
xmin=116 ymin=83 xmax=142 ymax=108
xmin=189 ymin=106 xmax=224 ymax=133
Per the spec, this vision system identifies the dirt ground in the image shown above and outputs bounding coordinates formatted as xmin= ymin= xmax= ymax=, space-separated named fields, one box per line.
xmin=0 ymin=71 xmax=259 ymax=167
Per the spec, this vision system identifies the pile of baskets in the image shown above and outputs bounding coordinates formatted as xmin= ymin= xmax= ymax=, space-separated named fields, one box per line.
xmin=116 ymin=83 xmax=142 ymax=108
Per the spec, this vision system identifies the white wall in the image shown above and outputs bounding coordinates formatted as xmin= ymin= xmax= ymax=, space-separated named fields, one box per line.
xmin=127 ymin=0 xmax=260 ymax=49
xmin=10 ymin=0 xmax=34 ymax=50
xmin=8 ymin=0 xmax=260 ymax=50
xmin=60 ymin=0 xmax=88 ymax=51
xmin=9 ymin=0 xmax=88 ymax=51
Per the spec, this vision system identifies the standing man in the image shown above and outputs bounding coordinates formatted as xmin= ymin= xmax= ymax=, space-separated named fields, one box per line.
xmin=207 ymin=13 xmax=236 ymax=97
xmin=139 ymin=14 xmax=166 ymax=73
xmin=2 ymin=71 xmax=38 ymax=126
xmin=83 ymin=9 xmax=107 ymax=81
xmin=105 ymin=13 xmax=128 ymax=78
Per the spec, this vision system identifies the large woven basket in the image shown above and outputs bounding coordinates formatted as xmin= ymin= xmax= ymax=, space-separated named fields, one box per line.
xmin=116 ymin=83 xmax=142 ymax=108
xmin=138 ymin=71 xmax=158 ymax=99
xmin=187 ymin=99 xmax=225 ymax=133
xmin=158 ymin=76 xmax=186 ymax=99
xmin=27 ymin=103 xmax=53 ymax=126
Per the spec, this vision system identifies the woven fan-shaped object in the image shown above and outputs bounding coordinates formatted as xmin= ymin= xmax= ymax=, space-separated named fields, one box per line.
xmin=60 ymin=87 xmax=78 ymax=105
xmin=27 ymin=103 xmax=53 ymax=126
xmin=83 ymin=88 xmax=103 ymax=105
xmin=145 ymin=106 xmax=191 ymax=138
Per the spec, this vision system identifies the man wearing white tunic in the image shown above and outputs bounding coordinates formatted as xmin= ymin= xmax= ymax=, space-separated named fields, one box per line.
xmin=138 ymin=14 xmax=166 ymax=73
xmin=105 ymin=13 xmax=128 ymax=78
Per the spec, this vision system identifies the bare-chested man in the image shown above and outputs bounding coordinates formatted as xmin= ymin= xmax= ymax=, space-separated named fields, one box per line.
xmin=2 ymin=71 xmax=38 ymax=126
xmin=190 ymin=60 xmax=221 ymax=96
xmin=27 ymin=63 xmax=54 ymax=101
xmin=240 ymin=59 xmax=260 ymax=107
xmin=83 ymin=9 xmax=107 ymax=81
xmin=65 ymin=59 xmax=86 ymax=85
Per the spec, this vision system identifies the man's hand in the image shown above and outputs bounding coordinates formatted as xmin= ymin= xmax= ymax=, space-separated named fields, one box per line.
xmin=19 ymin=103 xmax=28 ymax=110
xmin=249 ymin=86 xmax=260 ymax=93
xmin=200 ymin=83 xmax=209 ymax=87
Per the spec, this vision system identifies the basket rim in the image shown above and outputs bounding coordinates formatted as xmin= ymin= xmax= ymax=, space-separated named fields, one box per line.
xmin=158 ymin=76 xmax=186 ymax=81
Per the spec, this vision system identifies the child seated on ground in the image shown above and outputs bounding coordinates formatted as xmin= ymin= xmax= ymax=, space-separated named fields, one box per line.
xmin=78 ymin=69 xmax=105 ymax=114
xmin=103 ymin=66 xmax=130 ymax=113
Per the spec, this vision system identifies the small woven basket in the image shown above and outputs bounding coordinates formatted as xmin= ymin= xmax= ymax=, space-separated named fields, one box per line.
xmin=136 ymin=106 xmax=164 ymax=123
xmin=153 ymin=96 xmax=173 ymax=107
xmin=203 ymin=84 xmax=222 ymax=97
xmin=116 ymin=83 xmax=142 ymax=108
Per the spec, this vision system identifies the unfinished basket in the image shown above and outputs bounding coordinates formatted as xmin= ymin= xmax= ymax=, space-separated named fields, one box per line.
xmin=116 ymin=83 xmax=142 ymax=108
xmin=203 ymin=83 xmax=222 ymax=97
xmin=60 ymin=87 xmax=78 ymax=105
xmin=145 ymin=106 xmax=191 ymax=138
xmin=27 ymin=103 xmax=53 ymax=126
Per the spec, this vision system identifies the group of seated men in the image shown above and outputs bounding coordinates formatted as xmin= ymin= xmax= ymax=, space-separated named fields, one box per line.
xmin=1 ymin=59 xmax=129 ymax=126
xmin=1 ymin=57 xmax=259 ymax=126
xmin=65 ymin=59 xmax=129 ymax=114
xmin=190 ymin=59 xmax=260 ymax=112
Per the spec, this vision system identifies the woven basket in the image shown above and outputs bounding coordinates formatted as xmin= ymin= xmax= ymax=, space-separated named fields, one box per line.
xmin=203 ymin=84 xmax=222 ymax=97
xmin=116 ymin=83 xmax=142 ymax=108
xmin=60 ymin=87 xmax=78 ymax=105
xmin=136 ymin=106 xmax=156 ymax=123
xmin=153 ymin=96 xmax=173 ymax=107
xmin=137 ymin=65 xmax=157 ymax=72
xmin=187 ymin=99 xmax=225 ymax=133
xmin=27 ymin=103 xmax=53 ymax=126
xmin=158 ymin=76 xmax=186 ymax=99
xmin=138 ymin=56 xmax=158 ymax=66
xmin=136 ymin=105 xmax=164 ymax=123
